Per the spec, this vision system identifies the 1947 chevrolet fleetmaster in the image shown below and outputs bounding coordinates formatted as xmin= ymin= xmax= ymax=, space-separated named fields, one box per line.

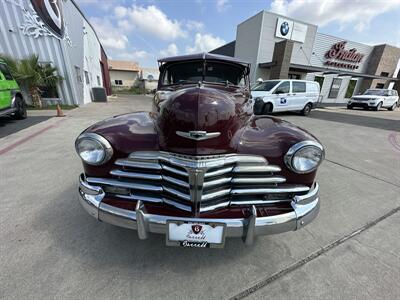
xmin=76 ymin=53 xmax=324 ymax=248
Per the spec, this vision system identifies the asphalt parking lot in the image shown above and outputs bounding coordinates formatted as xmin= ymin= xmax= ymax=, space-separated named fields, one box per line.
xmin=0 ymin=95 xmax=399 ymax=299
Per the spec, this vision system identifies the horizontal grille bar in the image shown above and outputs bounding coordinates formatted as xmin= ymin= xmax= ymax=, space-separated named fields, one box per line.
xmin=91 ymin=151 xmax=311 ymax=213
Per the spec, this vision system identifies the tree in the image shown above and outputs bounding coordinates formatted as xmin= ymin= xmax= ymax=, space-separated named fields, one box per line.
xmin=0 ymin=54 xmax=63 ymax=108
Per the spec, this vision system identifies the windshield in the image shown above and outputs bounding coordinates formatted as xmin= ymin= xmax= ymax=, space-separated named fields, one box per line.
xmin=252 ymin=81 xmax=280 ymax=91
xmin=363 ymin=89 xmax=387 ymax=96
xmin=161 ymin=61 xmax=246 ymax=87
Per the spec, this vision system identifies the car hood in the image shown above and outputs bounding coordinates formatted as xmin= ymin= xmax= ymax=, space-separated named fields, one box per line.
xmin=156 ymin=86 xmax=245 ymax=155
xmin=352 ymin=95 xmax=379 ymax=100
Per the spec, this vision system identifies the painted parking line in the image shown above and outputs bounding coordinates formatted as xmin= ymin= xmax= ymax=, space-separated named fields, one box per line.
xmin=0 ymin=118 xmax=66 ymax=156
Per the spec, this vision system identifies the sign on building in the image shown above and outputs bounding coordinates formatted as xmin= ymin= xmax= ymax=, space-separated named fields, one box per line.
xmin=275 ymin=17 xmax=307 ymax=43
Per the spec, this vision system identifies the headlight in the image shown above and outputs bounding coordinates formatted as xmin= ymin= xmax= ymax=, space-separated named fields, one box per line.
xmin=284 ymin=141 xmax=325 ymax=173
xmin=75 ymin=133 xmax=113 ymax=165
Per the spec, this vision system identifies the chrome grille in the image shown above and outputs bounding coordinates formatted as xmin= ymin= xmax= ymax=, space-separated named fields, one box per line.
xmin=86 ymin=151 xmax=310 ymax=214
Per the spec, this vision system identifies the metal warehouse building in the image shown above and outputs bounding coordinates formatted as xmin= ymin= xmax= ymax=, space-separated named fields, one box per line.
xmin=212 ymin=11 xmax=400 ymax=104
xmin=0 ymin=0 xmax=111 ymax=105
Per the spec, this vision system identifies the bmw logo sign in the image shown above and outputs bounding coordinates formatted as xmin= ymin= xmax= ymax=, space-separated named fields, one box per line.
xmin=280 ymin=21 xmax=289 ymax=36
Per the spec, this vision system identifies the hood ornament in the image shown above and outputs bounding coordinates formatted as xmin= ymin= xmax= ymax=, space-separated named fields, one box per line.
xmin=176 ymin=131 xmax=221 ymax=141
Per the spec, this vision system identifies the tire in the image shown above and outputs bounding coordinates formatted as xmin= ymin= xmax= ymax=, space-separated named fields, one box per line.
xmin=388 ymin=102 xmax=397 ymax=111
xmin=12 ymin=97 xmax=27 ymax=120
xmin=373 ymin=102 xmax=382 ymax=111
xmin=263 ymin=103 xmax=272 ymax=115
xmin=347 ymin=105 xmax=353 ymax=109
xmin=301 ymin=103 xmax=312 ymax=116
xmin=253 ymin=99 xmax=265 ymax=115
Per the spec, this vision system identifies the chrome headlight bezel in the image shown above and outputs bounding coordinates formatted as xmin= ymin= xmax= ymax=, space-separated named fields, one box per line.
xmin=284 ymin=141 xmax=325 ymax=174
xmin=75 ymin=133 xmax=113 ymax=166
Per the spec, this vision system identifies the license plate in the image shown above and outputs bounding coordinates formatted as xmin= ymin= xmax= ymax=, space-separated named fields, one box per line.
xmin=166 ymin=221 xmax=226 ymax=248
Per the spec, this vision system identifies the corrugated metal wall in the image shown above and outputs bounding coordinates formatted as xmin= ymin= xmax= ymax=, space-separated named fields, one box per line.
xmin=0 ymin=0 xmax=99 ymax=105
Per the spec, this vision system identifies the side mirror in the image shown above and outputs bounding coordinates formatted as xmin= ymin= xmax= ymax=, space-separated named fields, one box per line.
xmin=274 ymin=90 xmax=283 ymax=95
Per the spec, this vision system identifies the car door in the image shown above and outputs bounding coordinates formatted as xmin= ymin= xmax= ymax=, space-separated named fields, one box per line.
xmin=0 ymin=63 xmax=13 ymax=109
xmin=291 ymin=81 xmax=307 ymax=110
xmin=271 ymin=81 xmax=291 ymax=111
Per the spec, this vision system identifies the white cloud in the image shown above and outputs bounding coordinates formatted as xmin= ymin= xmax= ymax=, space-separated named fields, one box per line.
xmin=185 ymin=20 xmax=205 ymax=32
xmin=270 ymin=0 xmax=400 ymax=32
xmin=216 ymin=0 xmax=230 ymax=12
xmin=114 ymin=5 xmax=186 ymax=40
xmin=89 ymin=17 xmax=129 ymax=50
xmin=114 ymin=50 xmax=150 ymax=61
xmin=160 ymin=43 xmax=179 ymax=57
xmin=114 ymin=6 xmax=128 ymax=18
xmin=186 ymin=33 xmax=226 ymax=54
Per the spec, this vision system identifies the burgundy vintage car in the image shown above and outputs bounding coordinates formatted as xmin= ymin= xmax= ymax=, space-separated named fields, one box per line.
xmin=76 ymin=53 xmax=324 ymax=248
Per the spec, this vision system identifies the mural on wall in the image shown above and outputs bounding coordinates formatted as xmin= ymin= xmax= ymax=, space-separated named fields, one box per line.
xmin=6 ymin=0 xmax=73 ymax=46
xmin=30 ymin=0 xmax=64 ymax=37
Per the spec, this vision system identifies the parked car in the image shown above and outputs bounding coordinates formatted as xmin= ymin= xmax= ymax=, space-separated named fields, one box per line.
xmin=347 ymin=89 xmax=398 ymax=111
xmin=75 ymin=53 xmax=324 ymax=248
xmin=251 ymin=79 xmax=320 ymax=116
xmin=0 ymin=59 xmax=26 ymax=119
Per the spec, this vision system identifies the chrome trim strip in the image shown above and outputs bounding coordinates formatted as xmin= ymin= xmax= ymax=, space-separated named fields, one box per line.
xmin=161 ymin=164 xmax=188 ymax=177
xmin=115 ymin=159 xmax=162 ymax=170
xmin=115 ymin=194 xmax=163 ymax=203
xmin=244 ymin=205 xmax=257 ymax=245
xmin=231 ymin=185 xmax=310 ymax=195
xmin=232 ymin=176 xmax=286 ymax=184
xmin=233 ymin=165 xmax=281 ymax=173
xmin=204 ymin=166 xmax=233 ymax=178
xmin=202 ymin=189 xmax=231 ymax=201
xmin=203 ymin=177 xmax=232 ymax=188
xmin=110 ymin=169 xmax=162 ymax=180
xmin=163 ymin=186 xmax=191 ymax=201
xmin=86 ymin=177 xmax=163 ymax=192
xmin=162 ymin=175 xmax=189 ymax=188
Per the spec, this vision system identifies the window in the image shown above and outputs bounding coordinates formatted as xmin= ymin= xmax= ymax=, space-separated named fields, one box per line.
xmin=288 ymin=74 xmax=301 ymax=79
xmin=376 ymin=83 xmax=384 ymax=89
xmin=0 ymin=63 xmax=14 ymax=80
xmin=328 ymin=78 xmax=342 ymax=98
xmin=380 ymin=72 xmax=389 ymax=77
xmin=97 ymin=76 xmax=101 ymax=86
xmin=306 ymin=82 xmax=320 ymax=93
xmin=161 ymin=61 xmax=247 ymax=87
xmin=75 ymin=66 xmax=82 ymax=83
xmin=314 ymin=76 xmax=324 ymax=89
xmin=252 ymin=80 xmax=280 ymax=91
xmin=292 ymin=81 xmax=306 ymax=93
xmin=84 ymin=71 xmax=90 ymax=84
xmin=345 ymin=79 xmax=357 ymax=98
xmin=273 ymin=81 xmax=290 ymax=94
xmin=114 ymin=80 xmax=123 ymax=85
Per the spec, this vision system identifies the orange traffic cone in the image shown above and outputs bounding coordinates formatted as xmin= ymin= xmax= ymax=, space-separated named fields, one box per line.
xmin=56 ymin=104 xmax=65 ymax=117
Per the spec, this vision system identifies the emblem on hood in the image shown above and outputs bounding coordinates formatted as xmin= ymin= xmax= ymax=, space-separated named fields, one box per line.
xmin=176 ymin=131 xmax=221 ymax=141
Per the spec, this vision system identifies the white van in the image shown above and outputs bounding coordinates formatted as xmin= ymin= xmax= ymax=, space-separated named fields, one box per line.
xmin=251 ymin=80 xmax=320 ymax=116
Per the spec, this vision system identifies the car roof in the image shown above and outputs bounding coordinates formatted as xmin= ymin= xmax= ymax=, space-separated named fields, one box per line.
xmin=260 ymin=79 xmax=317 ymax=83
xmin=158 ymin=52 xmax=250 ymax=67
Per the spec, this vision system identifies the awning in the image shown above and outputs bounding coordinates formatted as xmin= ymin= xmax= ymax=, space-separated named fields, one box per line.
xmin=258 ymin=62 xmax=399 ymax=81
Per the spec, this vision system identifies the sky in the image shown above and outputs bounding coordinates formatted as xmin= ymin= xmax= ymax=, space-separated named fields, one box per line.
xmin=75 ymin=0 xmax=400 ymax=67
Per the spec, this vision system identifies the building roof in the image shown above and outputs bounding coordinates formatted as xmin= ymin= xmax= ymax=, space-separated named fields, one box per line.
xmin=158 ymin=52 xmax=250 ymax=66
xmin=108 ymin=60 xmax=140 ymax=72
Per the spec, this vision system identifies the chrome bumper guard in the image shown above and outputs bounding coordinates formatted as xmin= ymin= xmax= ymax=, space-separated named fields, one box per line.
xmin=78 ymin=174 xmax=320 ymax=245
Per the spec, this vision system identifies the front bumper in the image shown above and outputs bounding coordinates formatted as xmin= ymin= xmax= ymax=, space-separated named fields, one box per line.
xmin=78 ymin=174 xmax=320 ymax=244
xmin=348 ymin=101 xmax=377 ymax=108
